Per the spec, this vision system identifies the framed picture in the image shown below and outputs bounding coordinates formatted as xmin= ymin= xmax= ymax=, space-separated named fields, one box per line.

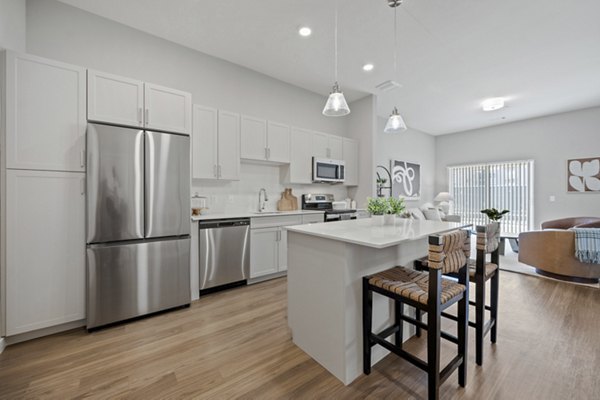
xmin=567 ymin=157 xmax=600 ymax=193
xmin=391 ymin=160 xmax=421 ymax=200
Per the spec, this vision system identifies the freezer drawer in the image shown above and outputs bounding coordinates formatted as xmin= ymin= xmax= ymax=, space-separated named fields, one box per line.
xmin=87 ymin=237 xmax=190 ymax=329
xmin=145 ymin=131 xmax=191 ymax=238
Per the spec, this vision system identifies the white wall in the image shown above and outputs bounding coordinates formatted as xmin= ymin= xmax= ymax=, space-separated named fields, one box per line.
xmin=345 ymin=95 xmax=377 ymax=208
xmin=435 ymin=106 xmax=600 ymax=227
xmin=0 ymin=0 xmax=26 ymax=52
xmin=26 ymin=0 xmax=352 ymax=211
xmin=374 ymin=117 xmax=437 ymax=208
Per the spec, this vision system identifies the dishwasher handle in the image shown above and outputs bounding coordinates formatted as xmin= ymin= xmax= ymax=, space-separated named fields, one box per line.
xmin=199 ymin=218 xmax=250 ymax=229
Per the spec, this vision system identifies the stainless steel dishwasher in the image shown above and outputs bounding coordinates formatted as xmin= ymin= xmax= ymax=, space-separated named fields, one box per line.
xmin=199 ymin=218 xmax=250 ymax=294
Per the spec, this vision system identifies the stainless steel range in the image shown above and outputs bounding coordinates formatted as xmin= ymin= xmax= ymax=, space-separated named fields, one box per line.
xmin=301 ymin=194 xmax=357 ymax=222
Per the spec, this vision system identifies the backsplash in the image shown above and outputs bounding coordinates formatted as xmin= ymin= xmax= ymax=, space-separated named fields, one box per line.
xmin=192 ymin=162 xmax=350 ymax=214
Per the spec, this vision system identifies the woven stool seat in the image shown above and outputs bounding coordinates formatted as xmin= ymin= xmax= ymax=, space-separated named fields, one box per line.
xmin=368 ymin=266 xmax=466 ymax=306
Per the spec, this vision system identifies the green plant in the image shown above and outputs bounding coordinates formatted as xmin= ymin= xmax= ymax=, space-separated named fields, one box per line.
xmin=387 ymin=197 xmax=406 ymax=215
xmin=367 ymin=197 xmax=389 ymax=216
xmin=481 ymin=208 xmax=509 ymax=221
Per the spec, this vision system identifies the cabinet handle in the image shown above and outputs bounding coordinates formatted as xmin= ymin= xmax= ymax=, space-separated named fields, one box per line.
xmin=265 ymin=147 xmax=268 ymax=160
xmin=80 ymin=149 xmax=85 ymax=168
xmin=80 ymin=178 xmax=85 ymax=195
xmin=218 ymin=165 xmax=222 ymax=178
xmin=267 ymin=148 xmax=271 ymax=160
xmin=138 ymin=108 xmax=143 ymax=124
xmin=213 ymin=165 xmax=217 ymax=178
xmin=145 ymin=109 xmax=149 ymax=125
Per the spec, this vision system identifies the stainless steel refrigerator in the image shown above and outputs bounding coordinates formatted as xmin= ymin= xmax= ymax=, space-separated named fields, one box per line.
xmin=86 ymin=123 xmax=191 ymax=329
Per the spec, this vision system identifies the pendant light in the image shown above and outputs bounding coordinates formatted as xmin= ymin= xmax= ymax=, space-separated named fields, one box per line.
xmin=323 ymin=0 xmax=350 ymax=117
xmin=384 ymin=0 xmax=407 ymax=133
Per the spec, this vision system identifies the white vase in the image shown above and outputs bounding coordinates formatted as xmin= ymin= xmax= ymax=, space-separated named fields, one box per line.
xmin=384 ymin=214 xmax=396 ymax=226
xmin=371 ymin=215 xmax=384 ymax=226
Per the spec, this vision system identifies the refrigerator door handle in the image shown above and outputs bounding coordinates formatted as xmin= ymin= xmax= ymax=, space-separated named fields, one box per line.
xmin=138 ymin=108 xmax=143 ymax=125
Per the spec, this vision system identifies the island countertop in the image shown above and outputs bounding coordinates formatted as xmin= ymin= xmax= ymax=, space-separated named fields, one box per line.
xmin=285 ymin=218 xmax=471 ymax=249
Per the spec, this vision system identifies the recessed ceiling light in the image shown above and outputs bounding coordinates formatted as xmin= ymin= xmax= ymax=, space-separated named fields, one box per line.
xmin=362 ymin=63 xmax=374 ymax=72
xmin=298 ymin=27 xmax=312 ymax=37
xmin=482 ymin=98 xmax=505 ymax=111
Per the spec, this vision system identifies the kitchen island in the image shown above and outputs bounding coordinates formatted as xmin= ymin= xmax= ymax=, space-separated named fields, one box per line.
xmin=286 ymin=218 xmax=470 ymax=385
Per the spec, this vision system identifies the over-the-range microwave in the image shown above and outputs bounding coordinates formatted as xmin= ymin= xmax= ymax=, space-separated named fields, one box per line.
xmin=312 ymin=157 xmax=345 ymax=183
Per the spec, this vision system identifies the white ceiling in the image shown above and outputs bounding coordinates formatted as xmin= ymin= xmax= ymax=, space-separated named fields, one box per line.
xmin=57 ymin=0 xmax=600 ymax=135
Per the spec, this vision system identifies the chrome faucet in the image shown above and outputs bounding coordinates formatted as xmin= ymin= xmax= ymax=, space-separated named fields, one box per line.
xmin=258 ymin=188 xmax=269 ymax=212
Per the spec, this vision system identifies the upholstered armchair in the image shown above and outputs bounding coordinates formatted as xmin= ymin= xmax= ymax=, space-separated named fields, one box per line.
xmin=518 ymin=217 xmax=600 ymax=283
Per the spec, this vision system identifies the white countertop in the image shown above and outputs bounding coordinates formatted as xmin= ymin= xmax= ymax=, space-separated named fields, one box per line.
xmin=191 ymin=209 xmax=325 ymax=221
xmin=286 ymin=218 xmax=471 ymax=249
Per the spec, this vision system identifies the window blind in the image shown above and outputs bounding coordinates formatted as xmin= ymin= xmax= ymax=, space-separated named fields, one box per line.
xmin=448 ymin=160 xmax=534 ymax=234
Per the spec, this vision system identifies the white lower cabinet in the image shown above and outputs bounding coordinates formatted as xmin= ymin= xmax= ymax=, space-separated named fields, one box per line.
xmin=6 ymin=169 xmax=86 ymax=336
xmin=250 ymin=227 xmax=280 ymax=278
xmin=249 ymin=214 xmax=322 ymax=281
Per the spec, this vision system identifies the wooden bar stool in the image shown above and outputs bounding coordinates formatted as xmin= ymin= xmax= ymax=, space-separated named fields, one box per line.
xmin=363 ymin=229 xmax=470 ymax=400
xmin=414 ymin=222 xmax=500 ymax=366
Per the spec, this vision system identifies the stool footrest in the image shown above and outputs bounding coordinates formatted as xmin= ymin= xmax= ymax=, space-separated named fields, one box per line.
xmin=398 ymin=314 xmax=459 ymax=345
xmin=371 ymin=333 xmax=428 ymax=372
xmin=440 ymin=354 xmax=464 ymax=384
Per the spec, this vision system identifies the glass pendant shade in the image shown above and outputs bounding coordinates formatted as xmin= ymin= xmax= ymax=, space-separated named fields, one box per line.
xmin=322 ymin=82 xmax=350 ymax=116
xmin=384 ymin=107 xmax=407 ymax=133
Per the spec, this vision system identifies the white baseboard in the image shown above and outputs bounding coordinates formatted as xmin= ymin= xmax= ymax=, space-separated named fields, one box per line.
xmin=0 ymin=338 xmax=5 ymax=354
xmin=5 ymin=320 xmax=86 ymax=346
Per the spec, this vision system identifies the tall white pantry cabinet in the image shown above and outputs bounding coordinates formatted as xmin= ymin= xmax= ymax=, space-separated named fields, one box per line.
xmin=1 ymin=51 xmax=86 ymax=336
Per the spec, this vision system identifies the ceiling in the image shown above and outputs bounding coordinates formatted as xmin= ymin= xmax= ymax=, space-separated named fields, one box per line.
xmin=57 ymin=0 xmax=600 ymax=135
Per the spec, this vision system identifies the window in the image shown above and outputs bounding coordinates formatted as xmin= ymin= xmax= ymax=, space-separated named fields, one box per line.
xmin=448 ymin=160 xmax=534 ymax=234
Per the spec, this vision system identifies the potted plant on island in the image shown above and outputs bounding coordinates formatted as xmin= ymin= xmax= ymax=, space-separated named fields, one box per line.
xmin=385 ymin=197 xmax=406 ymax=225
xmin=367 ymin=197 xmax=389 ymax=226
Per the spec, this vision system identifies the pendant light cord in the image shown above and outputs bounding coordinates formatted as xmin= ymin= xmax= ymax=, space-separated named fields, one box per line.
xmin=393 ymin=4 xmax=398 ymax=80
xmin=334 ymin=0 xmax=339 ymax=83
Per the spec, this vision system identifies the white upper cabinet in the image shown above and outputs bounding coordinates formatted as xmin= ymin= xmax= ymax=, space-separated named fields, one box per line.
xmin=329 ymin=135 xmax=343 ymax=160
xmin=312 ymin=132 xmax=329 ymax=158
xmin=217 ymin=110 xmax=241 ymax=181
xmin=288 ymin=127 xmax=313 ymax=184
xmin=266 ymin=121 xmax=290 ymax=163
xmin=240 ymin=115 xmax=267 ymax=160
xmin=241 ymin=116 xmax=291 ymax=163
xmin=192 ymin=105 xmax=218 ymax=180
xmin=6 ymin=51 xmax=86 ymax=172
xmin=87 ymin=70 xmax=144 ymax=128
xmin=144 ymin=82 xmax=192 ymax=135
xmin=343 ymin=138 xmax=359 ymax=186
xmin=6 ymin=169 xmax=86 ymax=336
xmin=191 ymin=106 xmax=240 ymax=181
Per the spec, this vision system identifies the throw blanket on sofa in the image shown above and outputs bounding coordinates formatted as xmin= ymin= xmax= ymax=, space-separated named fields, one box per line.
xmin=571 ymin=228 xmax=600 ymax=264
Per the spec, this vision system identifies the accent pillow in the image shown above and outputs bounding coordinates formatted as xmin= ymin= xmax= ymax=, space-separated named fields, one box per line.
xmin=408 ymin=208 xmax=426 ymax=220
xmin=422 ymin=208 xmax=443 ymax=221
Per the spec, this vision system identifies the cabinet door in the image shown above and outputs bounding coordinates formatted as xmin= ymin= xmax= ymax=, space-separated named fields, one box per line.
xmin=328 ymin=135 xmax=343 ymax=160
xmin=6 ymin=170 xmax=85 ymax=336
xmin=289 ymin=127 xmax=313 ymax=184
xmin=192 ymin=105 xmax=218 ymax=179
xmin=277 ymin=228 xmax=288 ymax=272
xmin=6 ymin=52 xmax=86 ymax=172
xmin=87 ymin=70 xmax=144 ymax=128
xmin=144 ymin=83 xmax=192 ymax=135
xmin=267 ymin=121 xmax=290 ymax=163
xmin=240 ymin=115 xmax=268 ymax=161
xmin=250 ymin=227 xmax=279 ymax=278
xmin=343 ymin=138 xmax=359 ymax=186
xmin=312 ymin=132 xmax=329 ymax=158
xmin=217 ymin=110 xmax=241 ymax=180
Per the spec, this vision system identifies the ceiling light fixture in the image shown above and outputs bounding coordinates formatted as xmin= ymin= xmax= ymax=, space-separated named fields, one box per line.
xmin=323 ymin=0 xmax=350 ymax=117
xmin=482 ymin=97 xmax=505 ymax=111
xmin=363 ymin=63 xmax=374 ymax=72
xmin=384 ymin=0 xmax=407 ymax=133
xmin=298 ymin=26 xmax=312 ymax=37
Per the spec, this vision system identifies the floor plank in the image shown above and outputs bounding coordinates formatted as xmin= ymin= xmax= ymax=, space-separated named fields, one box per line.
xmin=0 ymin=271 xmax=598 ymax=399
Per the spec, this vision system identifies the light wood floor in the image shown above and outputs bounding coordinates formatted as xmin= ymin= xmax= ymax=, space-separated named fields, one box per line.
xmin=0 ymin=271 xmax=598 ymax=399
